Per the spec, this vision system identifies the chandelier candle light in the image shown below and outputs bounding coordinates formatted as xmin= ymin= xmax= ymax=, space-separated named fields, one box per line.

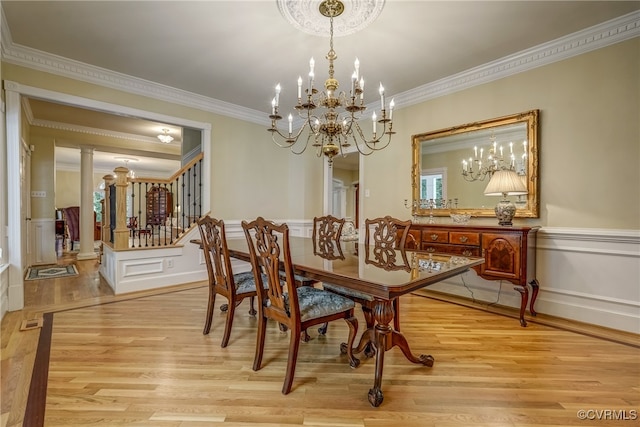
xmin=268 ymin=0 xmax=394 ymax=165
xmin=462 ymin=133 xmax=527 ymax=182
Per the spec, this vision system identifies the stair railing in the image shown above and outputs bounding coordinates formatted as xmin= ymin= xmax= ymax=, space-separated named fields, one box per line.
xmin=102 ymin=153 xmax=204 ymax=250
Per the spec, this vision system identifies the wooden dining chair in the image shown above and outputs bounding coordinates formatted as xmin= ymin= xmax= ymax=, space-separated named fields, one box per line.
xmin=312 ymin=214 xmax=345 ymax=258
xmin=275 ymin=216 xmax=342 ymax=288
xmin=242 ymin=216 xmax=359 ymax=395
xmin=322 ymin=215 xmax=411 ymax=334
xmin=197 ymin=216 xmax=260 ymax=348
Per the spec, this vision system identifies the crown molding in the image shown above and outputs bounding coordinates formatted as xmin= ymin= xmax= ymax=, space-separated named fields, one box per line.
xmin=31 ymin=118 xmax=169 ymax=145
xmin=2 ymin=10 xmax=638 ymax=120
xmin=393 ymin=10 xmax=640 ymax=109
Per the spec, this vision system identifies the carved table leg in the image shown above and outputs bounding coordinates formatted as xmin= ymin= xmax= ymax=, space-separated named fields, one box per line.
xmin=389 ymin=330 xmax=434 ymax=367
xmin=368 ymin=300 xmax=393 ymax=407
xmin=514 ymin=285 xmax=529 ymax=327
xmin=365 ymin=298 xmax=435 ymax=407
xmin=353 ymin=327 xmax=376 ymax=358
xmin=528 ymin=279 xmax=540 ymax=316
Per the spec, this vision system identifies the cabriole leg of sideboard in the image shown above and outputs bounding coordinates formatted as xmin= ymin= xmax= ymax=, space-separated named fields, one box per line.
xmin=528 ymin=279 xmax=540 ymax=316
xmin=514 ymin=285 xmax=529 ymax=327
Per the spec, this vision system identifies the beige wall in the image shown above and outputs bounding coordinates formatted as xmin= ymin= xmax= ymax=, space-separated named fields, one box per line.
xmin=5 ymin=38 xmax=639 ymax=230
xmin=3 ymin=63 xmax=323 ymax=223
xmin=363 ymin=38 xmax=639 ymax=230
xmin=55 ymin=170 xmax=106 ymax=210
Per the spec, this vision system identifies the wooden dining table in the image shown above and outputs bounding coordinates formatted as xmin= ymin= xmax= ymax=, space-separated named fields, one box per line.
xmin=224 ymin=236 xmax=484 ymax=407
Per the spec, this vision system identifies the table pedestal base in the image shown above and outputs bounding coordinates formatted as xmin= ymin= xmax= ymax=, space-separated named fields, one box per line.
xmin=351 ymin=299 xmax=434 ymax=407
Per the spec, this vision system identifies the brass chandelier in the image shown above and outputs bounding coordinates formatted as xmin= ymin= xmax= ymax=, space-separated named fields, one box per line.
xmin=268 ymin=0 xmax=394 ymax=166
xmin=461 ymin=133 xmax=527 ymax=182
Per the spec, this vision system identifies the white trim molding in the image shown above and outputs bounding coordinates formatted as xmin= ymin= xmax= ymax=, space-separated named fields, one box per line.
xmin=534 ymin=227 xmax=640 ymax=333
xmin=392 ymin=11 xmax=640 ymax=109
xmin=2 ymin=10 xmax=638 ymax=122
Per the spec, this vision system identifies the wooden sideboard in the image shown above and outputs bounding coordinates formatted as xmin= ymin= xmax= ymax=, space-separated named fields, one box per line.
xmin=407 ymin=223 xmax=540 ymax=326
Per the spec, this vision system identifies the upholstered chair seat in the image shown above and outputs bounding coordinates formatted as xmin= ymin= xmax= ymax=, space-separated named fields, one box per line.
xmin=235 ymin=272 xmax=271 ymax=294
xmin=322 ymin=282 xmax=373 ymax=302
xmin=286 ymin=286 xmax=355 ymax=322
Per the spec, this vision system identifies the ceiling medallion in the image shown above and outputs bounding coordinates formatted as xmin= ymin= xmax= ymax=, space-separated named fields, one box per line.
xmin=277 ymin=0 xmax=385 ymax=37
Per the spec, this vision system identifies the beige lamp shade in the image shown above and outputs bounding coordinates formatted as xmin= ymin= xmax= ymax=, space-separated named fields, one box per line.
xmin=484 ymin=169 xmax=528 ymax=196
xmin=484 ymin=169 xmax=528 ymax=226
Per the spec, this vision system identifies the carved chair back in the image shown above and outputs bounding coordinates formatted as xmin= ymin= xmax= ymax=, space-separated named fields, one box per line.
xmin=312 ymin=215 xmax=345 ymax=260
xmin=197 ymin=216 xmax=234 ymax=296
xmin=364 ymin=215 xmax=411 ymax=249
xmin=242 ymin=217 xmax=298 ymax=325
xmin=197 ymin=216 xmax=258 ymax=347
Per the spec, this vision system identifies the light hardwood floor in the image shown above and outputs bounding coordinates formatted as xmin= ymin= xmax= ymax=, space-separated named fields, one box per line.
xmin=2 ymin=251 xmax=639 ymax=426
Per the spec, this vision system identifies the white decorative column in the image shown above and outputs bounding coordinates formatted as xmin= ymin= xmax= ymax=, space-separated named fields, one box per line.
xmin=77 ymin=146 xmax=97 ymax=260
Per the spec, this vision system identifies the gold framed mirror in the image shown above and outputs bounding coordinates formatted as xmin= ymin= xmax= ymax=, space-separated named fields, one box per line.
xmin=411 ymin=110 xmax=539 ymax=218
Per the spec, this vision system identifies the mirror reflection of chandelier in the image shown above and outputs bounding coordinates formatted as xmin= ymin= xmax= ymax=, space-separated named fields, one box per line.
xmin=268 ymin=0 xmax=394 ymax=166
xmin=461 ymin=133 xmax=527 ymax=182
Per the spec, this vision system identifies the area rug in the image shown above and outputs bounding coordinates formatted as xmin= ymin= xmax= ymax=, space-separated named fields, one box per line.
xmin=25 ymin=264 xmax=78 ymax=280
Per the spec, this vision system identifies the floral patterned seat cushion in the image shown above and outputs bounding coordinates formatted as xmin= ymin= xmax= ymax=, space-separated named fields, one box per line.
xmin=322 ymin=282 xmax=374 ymax=302
xmin=281 ymin=286 xmax=355 ymax=322
xmin=234 ymin=271 xmax=269 ymax=295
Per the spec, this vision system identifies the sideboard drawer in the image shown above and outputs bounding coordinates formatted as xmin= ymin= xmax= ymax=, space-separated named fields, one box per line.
xmin=422 ymin=230 xmax=449 ymax=243
xmin=421 ymin=243 xmax=480 ymax=257
xmin=449 ymin=231 xmax=480 ymax=246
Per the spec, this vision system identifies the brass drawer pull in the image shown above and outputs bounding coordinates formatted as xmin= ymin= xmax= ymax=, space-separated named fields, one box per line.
xmin=459 ymin=236 xmax=469 ymax=243
xmin=426 ymin=247 xmax=436 ymax=253
xmin=462 ymin=250 xmax=472 ymax=256
xmin=430 ymin=234 xmax=439 ymax=241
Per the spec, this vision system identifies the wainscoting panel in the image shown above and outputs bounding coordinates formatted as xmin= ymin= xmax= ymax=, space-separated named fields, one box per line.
xmin=31 ymin=218 xmax=57 ymax=265
xmin=99 ymin=227 xmax=207 ymax=295
xmin=0 ymin=264 xmax=9 ymax=321
xmin=423 ymin=227 xmax=640 ymax=334
xmin=534 ymin=227 xmax=639 ymax=334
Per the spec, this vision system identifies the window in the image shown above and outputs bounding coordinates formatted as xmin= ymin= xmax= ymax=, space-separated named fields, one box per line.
xmin=93 ymin=191 xmax=103 ymax=222
xmin=420 ymin=167 xmax=447 ymax=201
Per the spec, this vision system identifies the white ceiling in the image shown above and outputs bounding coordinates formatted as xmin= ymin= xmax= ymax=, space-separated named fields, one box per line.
xmin=2 ymin=1 xmax=638 ymax=173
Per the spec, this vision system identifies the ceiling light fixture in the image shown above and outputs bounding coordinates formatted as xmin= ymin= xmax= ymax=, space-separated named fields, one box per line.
xmin=157 ymin=128 xmax=174 ymax=144
xmin=115 ymin=157 xmax=138 ymax=179
xmin=268 ymin=0 xmax=394 ymax=166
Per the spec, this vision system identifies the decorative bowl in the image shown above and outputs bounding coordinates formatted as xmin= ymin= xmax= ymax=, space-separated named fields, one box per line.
xmin=450 ymin=213 xmax=471 ymax=224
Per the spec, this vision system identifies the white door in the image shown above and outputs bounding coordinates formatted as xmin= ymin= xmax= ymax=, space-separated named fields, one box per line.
xmin=324 ymin=151 xmax=363 ymax=229
xmin=332 ymin=179 xmax=345 ymax=218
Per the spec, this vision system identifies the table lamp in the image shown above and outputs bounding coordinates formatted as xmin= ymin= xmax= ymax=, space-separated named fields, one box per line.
xmin=483 ymin=169 xmax=528 ymax=226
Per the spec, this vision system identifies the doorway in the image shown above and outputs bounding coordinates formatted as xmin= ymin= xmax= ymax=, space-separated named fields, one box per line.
xmin=4 ymin=80 xmax=212 ymax=312
xmin=327 ymin=151 xmax=361 ymax=227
